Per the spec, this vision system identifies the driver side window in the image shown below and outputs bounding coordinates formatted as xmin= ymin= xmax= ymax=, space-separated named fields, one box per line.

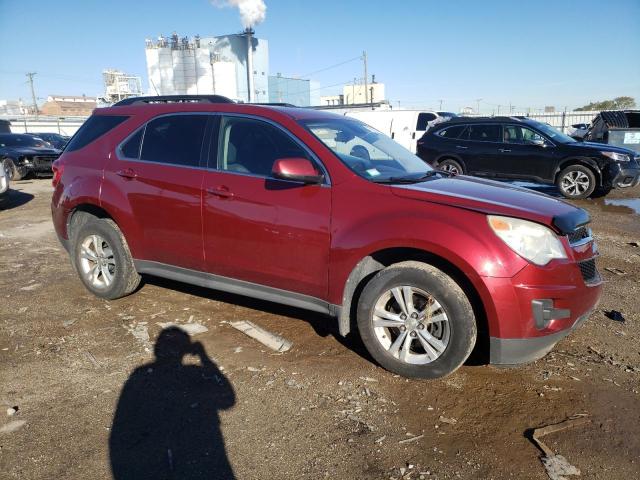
xmin=503 ymin=125 xmax=546 ymax=145
xmin=218 ymin=117 xmax=311 ymax=176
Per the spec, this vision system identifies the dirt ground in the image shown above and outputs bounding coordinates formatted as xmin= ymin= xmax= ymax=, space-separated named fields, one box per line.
xmin=1 ymin=179 xmax=639 ymax=480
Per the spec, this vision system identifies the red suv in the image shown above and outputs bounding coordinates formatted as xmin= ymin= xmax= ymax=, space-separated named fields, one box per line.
xmin=51 ymin=96 xmax=603 ymax=378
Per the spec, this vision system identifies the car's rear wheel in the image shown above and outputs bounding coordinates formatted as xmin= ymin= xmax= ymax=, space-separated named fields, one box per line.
xmin=556 ymin=165 xmax=596 ymax=199
xmin=357 ymin=261 xmax=476 ymax=379
xmin=72 ymin=217 xmax=141 ymax=299
xmin=438 ymin=158 xmax=463 ymax=175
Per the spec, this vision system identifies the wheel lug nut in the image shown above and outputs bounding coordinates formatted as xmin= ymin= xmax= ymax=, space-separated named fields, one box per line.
xmin=400 ymin=314 xmax=407 ymax=320
xmin=400 ymin=326 xmax=406 ymax=332
xmin=410 ymin=331 xmax=417 ymax=338
xmin=410 ymin=313 xmax=418 ymax=319
xmin=418 ymin=323 xmax=425 ymax=330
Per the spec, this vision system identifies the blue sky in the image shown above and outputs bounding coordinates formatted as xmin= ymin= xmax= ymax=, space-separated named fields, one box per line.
xmin=1 ymin=0 xmax=639 ymax=113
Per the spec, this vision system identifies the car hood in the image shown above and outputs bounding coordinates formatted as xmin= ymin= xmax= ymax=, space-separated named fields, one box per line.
xmin=2 ymin=146 xmax=61 ymax=156
xmin=390 ymin=175 xmax=589 ymax=234
xmin=567 ymin=141 xmax=636 ymax=156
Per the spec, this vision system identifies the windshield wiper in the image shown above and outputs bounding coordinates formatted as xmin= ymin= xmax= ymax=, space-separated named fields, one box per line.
xmin=372 ymin=170 xmax=443 ymax=184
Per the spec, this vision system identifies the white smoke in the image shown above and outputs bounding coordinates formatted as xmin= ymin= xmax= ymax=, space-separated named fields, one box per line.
xmin=212 ymin=0 xmax=267 ymax=28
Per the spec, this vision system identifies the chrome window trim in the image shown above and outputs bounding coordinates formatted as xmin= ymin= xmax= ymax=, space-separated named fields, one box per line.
xmin=214 ymin=112 xmax=332 ymax=186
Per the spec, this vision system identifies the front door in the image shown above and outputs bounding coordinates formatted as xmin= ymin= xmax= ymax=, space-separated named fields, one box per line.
xmin=202 ymin=115 xmax=331 ymax=299
xmin=104 ymin=113 xmax=209 ymax=270
xmin=498 ymin=125 xmax=557 ymax=181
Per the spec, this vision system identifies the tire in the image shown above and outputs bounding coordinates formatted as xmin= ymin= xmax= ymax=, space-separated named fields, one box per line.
xmin=556 ymin=164 xmax=596 ymax=199
xmin=357 ymin=261 xmax=476 ymax=379
xmin=71 ymin=217 xmax=141 ymax=300
xmin=438 ymin=158 xmax=463 ymax=175
xmin=2 ymin=158 xmax=26 ymax=181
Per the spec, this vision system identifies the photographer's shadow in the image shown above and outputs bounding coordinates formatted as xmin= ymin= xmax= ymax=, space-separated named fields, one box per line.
xmin=109 ymin=327 xmax=236 ymax=480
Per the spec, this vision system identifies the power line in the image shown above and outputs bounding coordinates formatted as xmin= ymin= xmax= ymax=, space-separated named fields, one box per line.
xmin=299 ymin=55 xmax=362 ymax=79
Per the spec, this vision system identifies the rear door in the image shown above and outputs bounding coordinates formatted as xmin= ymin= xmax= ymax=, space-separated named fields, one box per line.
xmin=461 ymin=124 xmax=504 ymax=176
xmin=107 ymin=113 xmax=209 ymax=270
xmin=202 ymin=115 xmax=331 ymax=299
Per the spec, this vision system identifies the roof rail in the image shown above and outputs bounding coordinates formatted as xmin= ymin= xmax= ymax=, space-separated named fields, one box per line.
xmin=113 ymin=95 xmax=235 ymax=106
xmin=250 ymin=102 xmax=299 ymax=107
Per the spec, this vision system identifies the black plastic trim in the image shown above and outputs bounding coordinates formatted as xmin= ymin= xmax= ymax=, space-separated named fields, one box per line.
xmin=113 ymin=95 xmax=234 ymax=106
xmin=552 ymin=207 xmax=590 ymax=234
xmin=134 ymin=260 xmax=340 ymax=317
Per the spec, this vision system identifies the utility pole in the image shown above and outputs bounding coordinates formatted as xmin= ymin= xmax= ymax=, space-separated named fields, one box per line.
xmin=497 ymin=105 xmax=501 ymax=115
xmin=475 ymin=98 xmax=482 ymax=115
xmin=439 ymin=99 xmax=443 ymax=110
xmin=26 ymin=72 xmax=38 ymax=117
xmin=362 ymin=51 xmax=368 ymax=104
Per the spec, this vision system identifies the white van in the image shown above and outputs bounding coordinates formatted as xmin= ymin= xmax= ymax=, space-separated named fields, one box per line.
xmin=345 ymin=110 xmax=457 ymax=153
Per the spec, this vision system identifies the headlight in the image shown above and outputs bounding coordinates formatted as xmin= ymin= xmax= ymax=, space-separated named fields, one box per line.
xmin=601 ymin=151 xmax=630 ymax=162
xmin=488 ymin=215 xmax=567 ymax=266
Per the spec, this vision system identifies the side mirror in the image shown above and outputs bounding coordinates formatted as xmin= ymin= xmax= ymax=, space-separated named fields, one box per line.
xmin=531 ymin=138 xmax=547 ymax=147
xmin=271 ymin=157 xmax=324 ymax=184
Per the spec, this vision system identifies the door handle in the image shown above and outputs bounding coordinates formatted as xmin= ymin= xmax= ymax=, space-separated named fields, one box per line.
xmin=455 ymin=145 xmax=468 ymax=149
xmin=206 ymin=186 xmax=234 ymax=198
xmin=498 ymin=148 xmax=512 ymax=153
xmin=116 ymin=168 xmax=137 ymax=179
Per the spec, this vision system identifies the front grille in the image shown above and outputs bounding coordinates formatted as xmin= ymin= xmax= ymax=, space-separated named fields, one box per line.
xmin=578 ymin=259 xmax=599 ymax=283
xmin=567 ymin=226 xmax=591 ymax=245
xmin=32 ymin=155 xmax=56 ymax=170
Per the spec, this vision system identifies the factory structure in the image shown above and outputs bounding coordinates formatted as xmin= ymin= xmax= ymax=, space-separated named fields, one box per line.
xmin=144 ymin=31 xmax=327 ymax=106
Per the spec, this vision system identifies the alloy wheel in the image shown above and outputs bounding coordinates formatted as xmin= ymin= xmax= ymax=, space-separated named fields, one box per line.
xmin=371 ymin=286 xmax=450 ymax=364
xmin=441 ymin=163 xmax=460 ymax=175
xmin=78 ymin=234 xmax=116 ymax=289
xmin=560 ymin=170 xmax=590 ymax=196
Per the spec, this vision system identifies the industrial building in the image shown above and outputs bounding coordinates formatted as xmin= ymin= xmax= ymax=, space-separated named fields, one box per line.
xmin=99 ymin=69 xmax=143 ymax=105
xmin=320 ymin=78 xmax=386 ymax=106
xmin=268 ymin=74 xmax=311 ymax=106
xmin=40 ymin=95 xmax=96 ymax=116
xmin=144 ymin=31 xmax=269 ymax=103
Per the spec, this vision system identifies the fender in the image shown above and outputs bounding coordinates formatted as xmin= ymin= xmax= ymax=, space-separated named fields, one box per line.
xmin=97 ymin=172 xmax=147 ymax=258
xmin=52 ymin=174 xmax=104 ymax=240
xmin=329 ymin=201 xmax=528 ymax=337
xmin=554 ymin=156 xmax=603 ymax=186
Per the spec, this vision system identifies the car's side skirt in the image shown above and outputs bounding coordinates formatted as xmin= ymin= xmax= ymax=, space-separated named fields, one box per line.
xmin=134 ymin=259 xmax=341 ymax=317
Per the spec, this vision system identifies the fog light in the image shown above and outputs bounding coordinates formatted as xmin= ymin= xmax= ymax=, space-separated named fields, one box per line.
xmin=531 ymin=299 xmax=570 ymax=330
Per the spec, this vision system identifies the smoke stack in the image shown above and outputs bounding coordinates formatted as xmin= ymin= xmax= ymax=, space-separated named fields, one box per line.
xmin=245 ymin=27 xmax=254 ymax=102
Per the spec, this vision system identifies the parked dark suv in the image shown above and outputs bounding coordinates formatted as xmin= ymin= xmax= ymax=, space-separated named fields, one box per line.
xmin=52 ymin=96 xmax=602 ymax=379
xmin=417 ymin=116 xmax=640 ymax=199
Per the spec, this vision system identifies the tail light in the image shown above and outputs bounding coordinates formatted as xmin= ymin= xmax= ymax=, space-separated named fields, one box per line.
xmin=52 ymin=160 xmax=64 ymax=187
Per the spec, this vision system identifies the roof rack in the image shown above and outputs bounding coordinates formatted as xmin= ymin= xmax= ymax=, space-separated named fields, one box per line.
xmin=250 ymin=102 xmax=298 ymax=108
xmin=113 ymin=95 xmax=235 ymax=106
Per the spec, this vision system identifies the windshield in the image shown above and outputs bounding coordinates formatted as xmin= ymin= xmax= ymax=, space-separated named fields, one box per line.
xmin=300 ymin=117 xmax=433 ymax=182
xmin=529 ymin=121 xmax=577 ymax=144
xmin=0 ymin=134 xmax=46 ymax=148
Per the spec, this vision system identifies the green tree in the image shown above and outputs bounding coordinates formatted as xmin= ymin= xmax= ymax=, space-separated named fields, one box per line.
xmin=576 ymin=96 xmax=636 ymax=111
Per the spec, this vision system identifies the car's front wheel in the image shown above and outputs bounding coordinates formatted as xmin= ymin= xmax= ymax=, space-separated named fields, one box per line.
xmin=2 ymin=158 xmax=26 ymax=181
xmin=556 ymin=165 xmax=596 ymax=199
xmin=357 ymin=261 xmax=476 ymax=379
xmin=72 ymin=217 xmax=141 ymax=299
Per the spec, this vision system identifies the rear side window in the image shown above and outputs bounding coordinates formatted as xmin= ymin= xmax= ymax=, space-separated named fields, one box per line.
xmin=437 ymin=125 xmax=466 ymax=138
xmin=66 ymin=115 xmax=128 ymax=152
xmin=140 ymin=115 xmax=208 ymax=167
xmin=467 ymin=124 xmax=501 ymax=142
xmin=416 ymin=113 xmax=437 ymax=131
xmin=120 ymin=129 xmax=143 ymax=159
